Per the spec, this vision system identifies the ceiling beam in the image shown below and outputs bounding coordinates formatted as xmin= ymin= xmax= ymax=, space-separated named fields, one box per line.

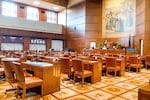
xmin=42 ymin=0 xmax=68 ymax=7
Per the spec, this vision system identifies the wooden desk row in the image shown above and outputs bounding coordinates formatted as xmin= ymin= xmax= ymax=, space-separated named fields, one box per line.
xmin=1 ymin=57 xmax=61 ymax=96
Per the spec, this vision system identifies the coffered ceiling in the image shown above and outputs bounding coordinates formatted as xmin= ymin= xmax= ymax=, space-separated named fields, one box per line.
xmin=42 ymin=0 xmax=68 ymax=7
xmin=12 ymin=0 xmax=66 ymax=12
xmin=12 ymin=0 xmax=84 ymax=12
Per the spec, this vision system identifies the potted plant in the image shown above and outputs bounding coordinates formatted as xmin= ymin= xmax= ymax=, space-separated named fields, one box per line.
xmin=116 ymin=42 xmax=122 ymax=49
xmin=98 ymin=43 xmax=103 ymax=48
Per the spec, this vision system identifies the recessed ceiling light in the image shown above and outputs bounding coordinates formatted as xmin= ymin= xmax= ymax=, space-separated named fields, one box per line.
xmin=53 ymin=7 xmax=59 ymax=10
xmin=33 ymin=1 xmax=40 ymax=5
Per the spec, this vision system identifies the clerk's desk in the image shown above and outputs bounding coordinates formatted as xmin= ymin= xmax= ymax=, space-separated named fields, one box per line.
xmin=22 ymin=61 xmax=60 ymax=96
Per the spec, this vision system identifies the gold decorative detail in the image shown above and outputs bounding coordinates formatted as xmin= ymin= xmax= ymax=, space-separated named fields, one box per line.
xmin=107 ymin=87 xmax=121 ymax=92
xmin=73 ymin=98 xmax=86 ymax=100
xmin=104 ymin=80 xmax=114 ymax=83
xmin=76 ymin=86 xmax=90 ymax=91
xmin=61 ymin=91 xmax=67 ymax=95
xmin=95 ymin=93 xmax=104 ymax=96
xmin=128 ymin=80 xmax=141 ymax=84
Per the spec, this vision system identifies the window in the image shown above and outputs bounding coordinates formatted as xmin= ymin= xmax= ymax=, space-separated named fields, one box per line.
xmin=2 ymin=1 xmax=17 ymax=17
xmin=1 ymin=43 xmax=23 ymax=50
xmin=47 ymin=11 xmax=57 ymax=24
xmin=51 ymin=40 xmax=63 ymax=51
xmin=90 ymin=42 xmax=96 ymax=49
xmin=27 ymin=7 xmax=39 ymax=21
xmin=29 ymin=44 xmax=46 ymax=51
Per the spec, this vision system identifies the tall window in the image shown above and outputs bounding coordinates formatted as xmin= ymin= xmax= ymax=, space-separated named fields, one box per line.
xmin=27 ymin=7 xmax=39 ymax=21
xmin=2 ymin=1 xmax=17 ymax=17
xmin=51 ymin=40 xmax=63 ymax=51
xmin=47 ymin=11 xmax=57 ymax=24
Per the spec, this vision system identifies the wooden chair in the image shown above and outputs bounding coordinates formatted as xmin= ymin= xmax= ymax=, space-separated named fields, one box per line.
xmin=12 ymin=62 xmax=43 ymax=100
xmin=2 ymin=60 xmax=17 ymax=95
xmin=106 ymin=57 xmax=120 ymax=77
xmin=145 ymin=55 xmax=150 ymax=69
xmin=0 ymin=63 xmax=4 ymax=77
xmin=60 ymin=57 xmax=73 ymax=82
xmin=72 ymin=59 xmax=92 ymax=86
xmin=128 ymin=56 xmax=141 ymax=72
xmin=2 ymin=60 xmax=16 ymax=86
xmin=0 ymin=67 xmax=4 ymax=75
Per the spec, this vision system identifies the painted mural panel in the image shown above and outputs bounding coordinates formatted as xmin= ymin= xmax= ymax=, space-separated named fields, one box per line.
xmin=104 ymin=0 xmax=136 ymax=34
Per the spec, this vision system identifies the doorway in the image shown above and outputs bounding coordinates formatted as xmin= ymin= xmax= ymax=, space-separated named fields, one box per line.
xmin=139 ymin=39 xmax=143 ymax=56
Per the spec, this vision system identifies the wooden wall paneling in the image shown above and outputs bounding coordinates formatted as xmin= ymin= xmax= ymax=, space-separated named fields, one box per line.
xmin=134 ymin=0 xmax=145 ymax=55
xmin=85 ymin=0 xmax=103 ymax=48
xmin=17 ymin=4 xmax=26 ymax=18
xmin=86 ymin=16 xmax=101 ymax=24
xmin=23 ymin=37 xmax=30 ymax=51
xmin=86 ymin=24 xmax=98 ymax=31
xmin=144 ymin=0 xmax=150 ymax=55
xmin=39 ymin=9 xmax=47 ymax=22
xmin=0 ymin=28 xmax=65 ymax=51
xmin=146 ymin=0 xmax=150 ymax=9
xmin=46 ymin=38 xmax=51 ymax=51
xmin=136 ymin=23 xmax=145 ymax=34
xmin=85 ymin=32 xmax=100 ymax=39
xmin=0 ymin=28 xmax=64 ymax=39
xmin=136 ymin=12 xmax=145 ymax=26
xmin=137 ymin=0 xmax=146 ymax=15
xmin=66 ymin=1 xmax=86 ymax=52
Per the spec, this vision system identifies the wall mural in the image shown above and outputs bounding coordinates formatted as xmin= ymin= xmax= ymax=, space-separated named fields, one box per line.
xmin=104 ymin=0 xmax=135 ymax=34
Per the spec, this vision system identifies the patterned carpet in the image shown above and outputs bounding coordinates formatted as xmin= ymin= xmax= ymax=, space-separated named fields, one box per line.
xmin=0 ymin=68 xmax=150 ymax=100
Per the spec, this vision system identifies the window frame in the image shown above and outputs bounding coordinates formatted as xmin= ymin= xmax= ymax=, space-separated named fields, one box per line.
xmin=26 ymin=6 xmax=39 ymax=21
xmin=1 ymin=1 xmax=17 ymax=17
xmin=47 ymin=11 xmax=57 ymax=24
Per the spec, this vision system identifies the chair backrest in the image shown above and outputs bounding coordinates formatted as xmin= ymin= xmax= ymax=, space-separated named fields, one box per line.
xmin=72 ymin=59 xmax=83 ymax=73
xmin=60 ymin=57 xmax=71 ymax=74
xmin=145 ymin=55 xmax=150 ymax=63
xmin=129 ymin=56 xmax=138 ymax=64
xmin=2 ymin=60 xmax=15 ymax=84
xmin=12 ymin=62 xmax=25 ymax=83
xmin=106 ymin=57 xmax=116 ymax=68
xmin=19 ymin=55 xmax=27 ymax=63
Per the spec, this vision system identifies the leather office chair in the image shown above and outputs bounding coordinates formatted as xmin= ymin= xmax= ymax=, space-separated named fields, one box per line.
xmin=12 ymin=62 xmax=43 ymax=100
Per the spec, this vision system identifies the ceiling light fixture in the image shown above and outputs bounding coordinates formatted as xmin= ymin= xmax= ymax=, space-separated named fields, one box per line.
xmin=53 ymin=7 xmax=59 ymax=10
xmin=33 ymin=1 xmax=40 ymax=5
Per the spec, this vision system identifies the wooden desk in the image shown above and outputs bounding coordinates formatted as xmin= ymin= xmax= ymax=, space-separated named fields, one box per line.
xmin=2 ymin=58 xmax=20 ymax=62
xmin=116 ymin=58 xmax=125 ymax=76
xmin=82 ymin=60 xmax=101 ymax=83
xmin=22 ymin=61 xmax=60 ymax=96
xmin=138 ymin=84 xmax=150 ymax=100
xmin=0 ymin=55 xmax=6 ymax=64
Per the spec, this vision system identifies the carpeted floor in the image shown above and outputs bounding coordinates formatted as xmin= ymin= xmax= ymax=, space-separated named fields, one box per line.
xmin=0 ymin=68 xmax=150 ymax=100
